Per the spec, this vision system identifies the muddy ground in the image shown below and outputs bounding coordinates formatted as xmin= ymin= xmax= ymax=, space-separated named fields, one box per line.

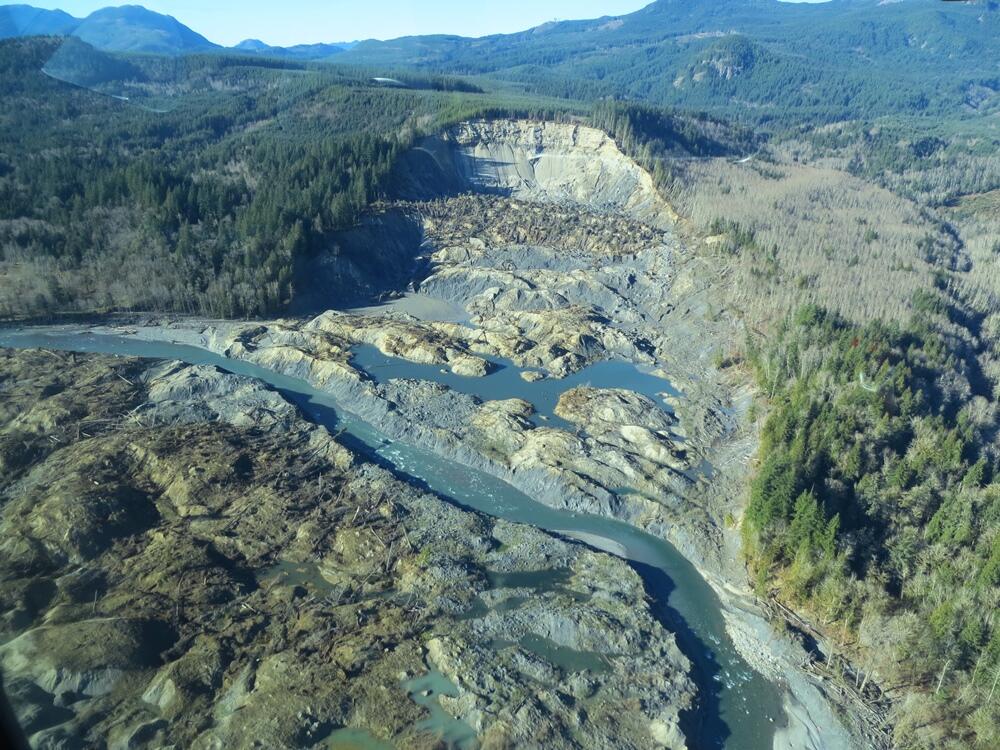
xmin=0 ymin=348 xmax=694 ymax=749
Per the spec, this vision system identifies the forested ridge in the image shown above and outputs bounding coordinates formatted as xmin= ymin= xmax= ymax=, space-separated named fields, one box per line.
xmin=593 ymin=77 xmax=1000 ymax=748
xmin=0 ymin=37 xmax=557 ymax=319
xmin=337 ymin=0 xmax=1000 ymax=125
xmin=740 ymin=302 xmax=1000 ymax=748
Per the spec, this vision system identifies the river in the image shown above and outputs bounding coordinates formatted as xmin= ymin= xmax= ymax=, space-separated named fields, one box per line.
xmin=0 ymin=327 xmax=786 ymax=749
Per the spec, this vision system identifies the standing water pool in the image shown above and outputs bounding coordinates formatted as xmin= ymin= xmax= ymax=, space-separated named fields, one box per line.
xmin=350 ymin=343 xmax=680 ymax=429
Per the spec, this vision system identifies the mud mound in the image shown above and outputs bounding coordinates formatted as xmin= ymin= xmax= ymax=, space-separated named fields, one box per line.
xmin=0 ymin=347 xmax=695 ymax=749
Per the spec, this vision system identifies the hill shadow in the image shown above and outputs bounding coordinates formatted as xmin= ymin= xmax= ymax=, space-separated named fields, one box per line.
xmin=631 ymin=561 xmax=731 ymax=750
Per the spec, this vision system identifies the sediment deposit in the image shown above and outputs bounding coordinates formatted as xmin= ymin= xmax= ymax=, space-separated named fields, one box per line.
xmin=0 ymin=348 xmax=695 ymax=749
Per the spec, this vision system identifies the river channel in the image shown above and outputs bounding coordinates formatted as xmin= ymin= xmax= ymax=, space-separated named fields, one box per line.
xmin=0 ymin=327 xmax=785 ymax=749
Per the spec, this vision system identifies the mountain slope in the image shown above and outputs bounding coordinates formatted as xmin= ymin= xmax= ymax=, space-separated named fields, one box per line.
xmin=0 ymin=4 xmax=78 ymax=38
xmin=339 ymin=0 xmax=1000 ymax=121
xmin=70 ymin=5 xmax=218 ymax=55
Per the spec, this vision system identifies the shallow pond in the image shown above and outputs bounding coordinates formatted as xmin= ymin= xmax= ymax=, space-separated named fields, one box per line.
xmin=0 ymin=327 xmax=784 ymax=749
xmin=257 ymin=559 xmax=341 ymax=596
xmin=403 ymin=671 xmax=478 ymax=749
xmin=324 ymin=727 xmax=395 ymax=750
xmin=490 ymin=633 xmax=613 ymax=675
xmin=351 ymin=343 xmax=679 ymax=429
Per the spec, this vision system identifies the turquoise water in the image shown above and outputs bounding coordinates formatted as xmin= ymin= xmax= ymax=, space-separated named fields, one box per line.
xmin=351 ymin=343 xmax=679 ymax=428
xmin=324 ymin=727 xmax=395 ymax=750
xmin=486 ymin=568 xmax=573 ymax=589
xmin=403 ymin=671 xmax=478 ymax=749
xmin=492 ymin=633 xmax=613 ymax=675
xmin=0 ymin=328 xmax=784 ymax=749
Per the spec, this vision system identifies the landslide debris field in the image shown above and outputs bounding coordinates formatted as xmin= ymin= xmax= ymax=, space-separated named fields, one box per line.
xmin=117 ymin=120 xmax=748 ymax=576
xmin=1 ymin=119 xmax=863 ymax=750
xmin=0 ymin=348 xmax=695 ymax=749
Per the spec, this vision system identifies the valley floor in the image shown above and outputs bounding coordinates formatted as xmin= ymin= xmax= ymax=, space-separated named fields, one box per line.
xmin=0 ymin=119 xmax=883 ymax=749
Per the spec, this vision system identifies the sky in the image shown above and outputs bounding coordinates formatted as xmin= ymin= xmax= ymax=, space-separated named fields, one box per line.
xmin=24 ymin=0 xmax=830 ymax=47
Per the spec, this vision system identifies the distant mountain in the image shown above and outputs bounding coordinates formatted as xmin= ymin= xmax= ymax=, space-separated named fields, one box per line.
xmin=0 ymin=4 xmax=355 ymax=59
xmin=0 ymin=4 xmax=79 ymax=38
xmin=339 ymin=0 xmax=1000 ymax=120
xmin=71 ymin=5 xmax=218 ymax=55
xmin=234 ymin=38 xmax=270 ymax=52
xmin=233 ymin=38 xmax=354 ymax=61
xmin=1 ymin=0 xmax=998 ymax=120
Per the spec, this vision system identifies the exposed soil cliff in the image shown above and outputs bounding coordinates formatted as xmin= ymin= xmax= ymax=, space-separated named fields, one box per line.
xmin=393 ymin=120 xmax=679 ymax=228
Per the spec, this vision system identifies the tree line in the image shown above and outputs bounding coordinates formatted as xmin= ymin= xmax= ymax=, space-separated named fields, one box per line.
xmin=743 ymin=304 xmax=1000 ymax=749
xmin=0 ymin=37 xmax=518 ymax=319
